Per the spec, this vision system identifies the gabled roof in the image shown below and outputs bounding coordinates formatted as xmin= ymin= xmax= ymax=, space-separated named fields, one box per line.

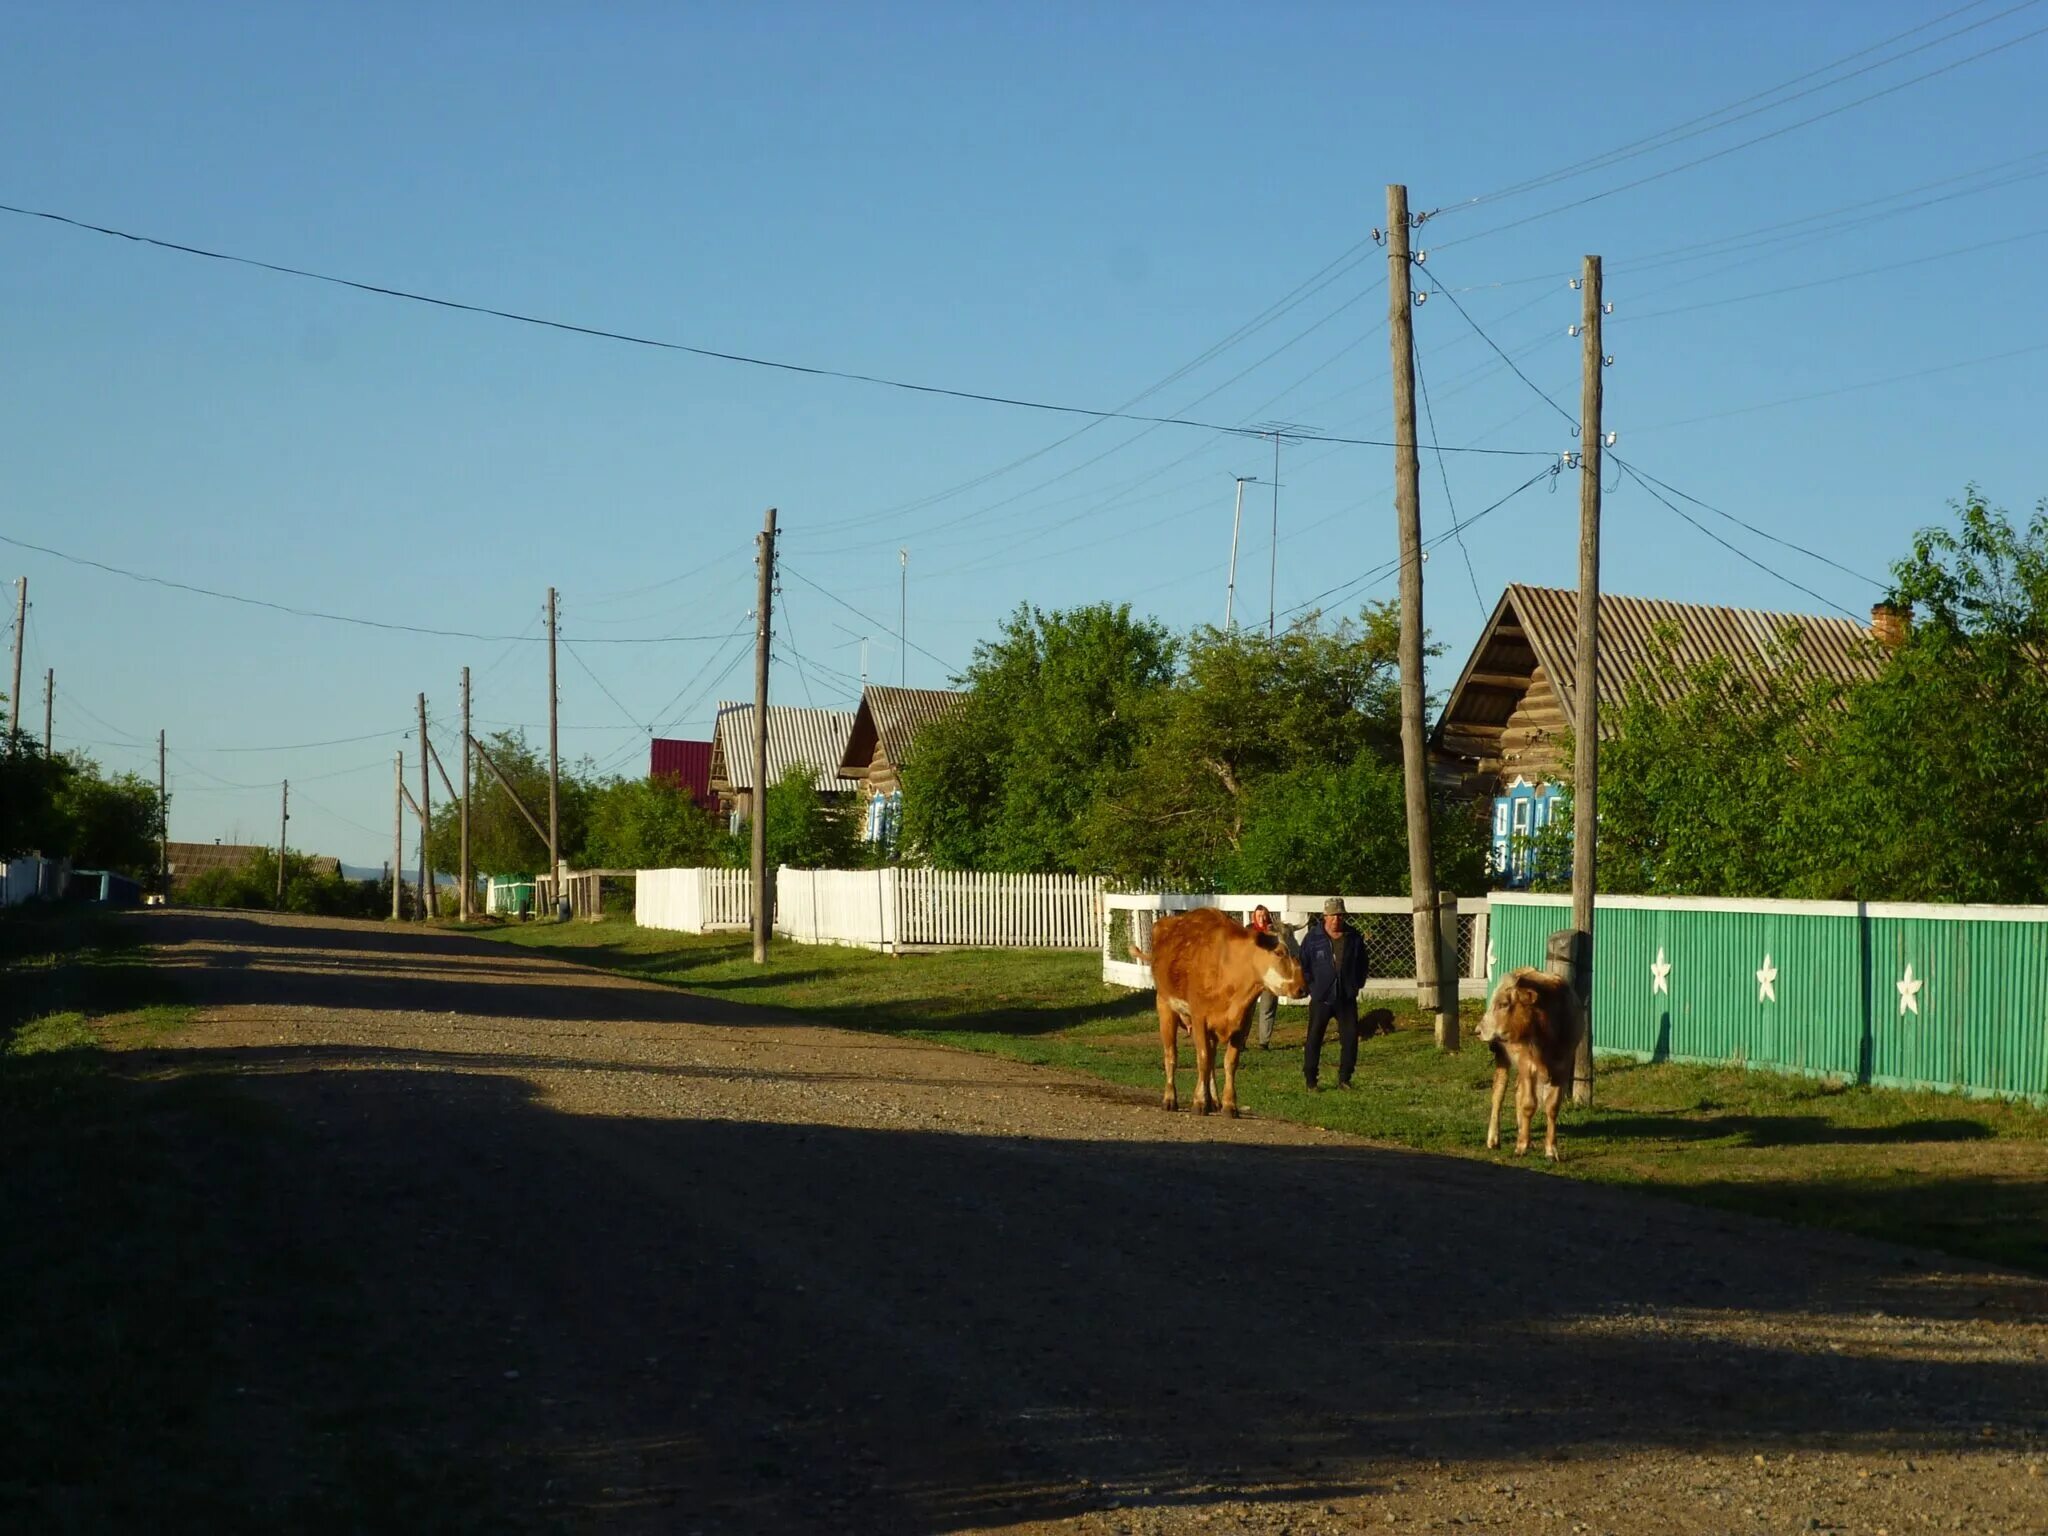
xmin=836 ymin=686 xmax=966 ymax=777
xmin=649 ymin=738 xmax=716 ymax=811
xmin=1434 ymin=584 xmax=1885 ymax=742
xmin=709 ymin=702 xmax=857 ymax=793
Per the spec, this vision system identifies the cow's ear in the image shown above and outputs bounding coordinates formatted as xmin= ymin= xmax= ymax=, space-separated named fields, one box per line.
xmin=1255 ymin=931 xmax=1280 ymax=951
xmin=1513 ymin=983 xmax=1540 ymax=1010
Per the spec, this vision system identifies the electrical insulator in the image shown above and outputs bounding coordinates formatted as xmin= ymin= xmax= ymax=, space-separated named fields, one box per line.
xmin=1414 ymin=250 xmax=1428 ymax=265
xmin=1568 ymin=323 xmax=1581 ymax=337
xmin=1602 ymin=301 xmax=1614 ymax=315
xmin=1413 ymin=290 xmax=1428 ymax=306
xmin=1372 ymin=228 xmax=1384 ymax=244
xmin=1603 ymin=354 xmax=1614 ymax=367
xmin=1569 ymin=277 xmax=1582 ymax=290
xmin=1604 ymin=431 xmax=1618 ymax=447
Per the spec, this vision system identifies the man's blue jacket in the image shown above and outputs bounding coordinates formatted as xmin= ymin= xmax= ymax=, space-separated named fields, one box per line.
xmin=1298 ymin=920 xmax=1367 ymax=1004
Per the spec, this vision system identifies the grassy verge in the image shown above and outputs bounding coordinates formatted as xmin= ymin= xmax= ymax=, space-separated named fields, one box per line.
xmin=480 ymin=916 xmax=2048 ymax=1273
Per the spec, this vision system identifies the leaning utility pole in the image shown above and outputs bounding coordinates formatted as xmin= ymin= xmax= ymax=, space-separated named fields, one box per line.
xmin=157 ymin=729 xmax=169 ymax=901
xmin=1387 ymin=184 xmax=1454 ymax=1051
xmin=417 ymin=694 xmax=432 ymax=921
xmin=460 ymin=666 xmax=472 ymax=921
xmin=275 ymin=780 xmax=290 ymax=910
xmin=897 ymin=548 xmax=908 ymax=688
xmin=752 ymin=509 xmax=778 ymax=964
xmin=392 ymin=750 xmax=404 ymax=919
xmin=8 ymin=576 xmax=23 ymax=751
xmin=43 ymin=668 xmax=53 ymax=754
xmin=546 ymin=586 xmax=560 ymax=902
xmin=1225 ymin=476 xmax=1253 ymax=629
xmin=1571 ymin=255 xmax=1604 ymax=1106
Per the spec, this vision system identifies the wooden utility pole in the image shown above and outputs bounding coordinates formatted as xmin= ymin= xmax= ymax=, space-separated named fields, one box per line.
xmin=417 ymin=694 xmax=432 ymax=921
xmin=1387 ymin=184 xmax=1454 ymax=1050
xmin=392 ymin=750 xmax=404 ymax=919
xmin=157 ymin=730 xmax=169 ymax=901
xmin=8 ymin=576 xmax=23 ymax=751
xmin=275 ymin=780 xmax=290 ymax=909
xmin=546 ymin=587 xmax=560 ymax=905
xmin=43 ymin=668 xmax=53 ymax=754
xmin=460 ymin=666 xmax=472 ymax=921
xmin=752 ymin=508 xmax=777 ymax=964
xmin=1571 ymin=255 xmax=1604 ymax=1106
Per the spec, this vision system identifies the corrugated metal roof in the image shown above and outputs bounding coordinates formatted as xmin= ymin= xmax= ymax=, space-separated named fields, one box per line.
xmin=649 ymin=738 xmax=716 ymax=810
xmin=1507 ymin=584 xmax=1885 ymax=718
xmin=1436 ymin=586 xmax=1886 ymax=744
xmin=164 ymin=842 xmax=341 ymax=889
xmin=710 ymin=703 xmax=857 ymax=793
xmin=837 ymin=687 xmax=965 ymax=776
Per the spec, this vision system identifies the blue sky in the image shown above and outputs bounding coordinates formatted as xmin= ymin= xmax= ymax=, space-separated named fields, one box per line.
xmin=3 ymin=2 xmax=2043 ymax=864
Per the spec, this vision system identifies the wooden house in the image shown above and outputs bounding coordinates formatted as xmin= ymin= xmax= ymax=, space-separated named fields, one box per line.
xmin=706 ymin=702 xmax=858 ymax=827
xmin=1430 ymin=584 xmax=1892 ymax=797
xmin=835 ymin=686 xmax=965 ymax=842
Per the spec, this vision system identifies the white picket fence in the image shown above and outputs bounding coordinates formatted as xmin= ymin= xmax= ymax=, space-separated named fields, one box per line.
xmin=1102 ymin=891 xmax=1491 ymax=1000
xmin=637 ymin=867 xmax=754 ymax=933
xmin=778 ymin=867 xmax=1105 ymax=952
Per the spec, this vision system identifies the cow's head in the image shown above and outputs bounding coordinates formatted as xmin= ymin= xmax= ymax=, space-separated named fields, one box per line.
xmin=1254 ymin=930 xmax=1308 ymax=999
xmin=1477 ymin=973 xmax=1546 ymax=1044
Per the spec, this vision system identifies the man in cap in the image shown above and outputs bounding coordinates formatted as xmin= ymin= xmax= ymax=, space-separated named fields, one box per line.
xmin=1297 ymin=897 xmax=1367 ymax=1089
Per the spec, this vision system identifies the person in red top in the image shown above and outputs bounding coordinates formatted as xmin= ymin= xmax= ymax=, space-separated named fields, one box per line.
xmin=1245 ymin=904 xmax=1281 ymax=1049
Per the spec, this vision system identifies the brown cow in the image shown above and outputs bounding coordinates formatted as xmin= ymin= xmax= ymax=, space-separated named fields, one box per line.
xmin=1132 ymin=907 xmax=1307 ymax=1117
xmin=1475 ymin=967 xmax=1585 ymax=1161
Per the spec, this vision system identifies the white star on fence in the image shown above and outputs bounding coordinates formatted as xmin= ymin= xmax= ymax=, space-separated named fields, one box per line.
xmin=1651 ymin=947 xmax=1671 ymax=995
xmin=1898 ymin=962 xmax=1923 ymax=1017
xmin=1757 ymin=954 xmax=1778 ymax=1004
xmin=1486 ymin=943 xmax=1497 ymax=978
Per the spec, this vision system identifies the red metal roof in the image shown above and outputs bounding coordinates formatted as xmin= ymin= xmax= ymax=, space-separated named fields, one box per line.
xmin=649 ymin=739 xmax=716 ymax=811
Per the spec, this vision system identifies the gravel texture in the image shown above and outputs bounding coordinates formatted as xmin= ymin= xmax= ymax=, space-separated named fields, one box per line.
xmin=121 ymin=909 xmax=2048 ymax=1534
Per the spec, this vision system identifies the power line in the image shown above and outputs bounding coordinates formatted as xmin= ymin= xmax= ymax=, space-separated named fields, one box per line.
xmin=1433 ymin=18 xmax=2048 ymax=251
xmin=780 ymin=565 xmax=959 ymax=674
xmin=1413 ymin=346 xmax=1489 ymax=618
xmin=1421 ymin=268 xmax=1578 ymax=427
xmin=1614 ymin=461 xmax=1861 ymax=619
xmin=1612 ymin=457 xmax=1888 ymax=590
xmin=1620 ymin=222 xmax=2048 ymax=322
xmin=1280 ymin=464 xmax=1562 ymax=621
xmin=0 ymin=200 xmax=1551 ymax=459
xmin=562 ymin=637 xmax=650 ymax=734
xmin=1442 ymin=0 xmax=2033 ymax=214
xmin=1632 ymin=336 xmax=2048 ymax=432
xmin=0 ymin=530 xmax=737 ymax=642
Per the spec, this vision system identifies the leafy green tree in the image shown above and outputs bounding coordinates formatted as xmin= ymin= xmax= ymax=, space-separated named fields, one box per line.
xmin=1824 ymin=490 xmax=2048 ymax=901
xmin=579 ymin=775 xmax=726 ymax=870
xmin=901 ymin=603 xmax=1176 ymax=872
xmin=1079 ymin=605 xmax=1406 ymax=883
xmin=184 ymin=849 xmax=385 ymax=916
xmin=758 ymin=763 xmax=862 ymax=871
xmin=1216 ymin=752 xmax=1488 ymax=894
xmin=426 ymin=730 xmax=594 ymax=877
xmin=1 ymin=740 xmax=163 ymax=876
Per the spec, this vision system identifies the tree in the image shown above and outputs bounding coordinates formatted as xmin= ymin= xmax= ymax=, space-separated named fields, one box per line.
xmin=1079 ymin=605 xmax=1406 ymax=884
xmin=428 ymin=730 xmax=594 ymax=877
xmin=184 ymin=849 xmax=385 ymax=916
xmin=758 ymin=763 xmax=862 ymax=871
xmin=1823 ymin=490 xmax=2048 ymax=901
xmin=0 ymin=741 xmax=163 ymax=877
xmin=579 ymin=775 xmax=726 ymax=870
xmin=901 ymin=603 xmax=1176 ymax=872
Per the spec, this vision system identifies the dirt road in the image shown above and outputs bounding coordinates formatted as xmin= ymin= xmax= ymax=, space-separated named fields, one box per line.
xmin=110 ymin=910 xmax=2048 ymax=1533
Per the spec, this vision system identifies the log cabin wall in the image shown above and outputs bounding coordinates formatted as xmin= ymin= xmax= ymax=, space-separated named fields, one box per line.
xmin=1494 ymin=664 xmax=1566 ymax=785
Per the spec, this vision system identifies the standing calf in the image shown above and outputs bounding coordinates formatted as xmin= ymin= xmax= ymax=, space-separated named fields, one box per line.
xmin=1475 ymin=967 xmax=1584 ymax=1161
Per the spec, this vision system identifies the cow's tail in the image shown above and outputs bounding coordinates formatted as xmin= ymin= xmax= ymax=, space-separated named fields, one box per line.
xmin=1128 ymin=943 xmax=1151 ymax=966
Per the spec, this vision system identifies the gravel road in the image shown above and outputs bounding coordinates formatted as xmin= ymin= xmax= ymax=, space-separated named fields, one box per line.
xmin=121 ymin=909 xmax=2048 ymax=1534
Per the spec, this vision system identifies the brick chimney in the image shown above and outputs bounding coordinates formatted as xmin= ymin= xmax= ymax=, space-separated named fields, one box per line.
xmin=1870 ymin=601 xmax=1911 ymax=649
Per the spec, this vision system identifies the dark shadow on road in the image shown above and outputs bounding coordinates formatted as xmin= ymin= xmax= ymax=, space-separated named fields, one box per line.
xmin=1573 ymin=1111 xmax=1995 ymax=1148
xmin=10 ymin=1017 xmax=2048 ymax=1533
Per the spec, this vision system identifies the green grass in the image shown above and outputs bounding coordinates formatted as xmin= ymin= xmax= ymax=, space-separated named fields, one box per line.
xmin=481 ymin=917 xmax=2048 ymax=1273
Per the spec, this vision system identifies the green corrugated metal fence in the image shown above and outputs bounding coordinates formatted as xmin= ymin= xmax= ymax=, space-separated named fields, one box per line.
xmin=1489 ymin=893 xmax=2048 ymax=1101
